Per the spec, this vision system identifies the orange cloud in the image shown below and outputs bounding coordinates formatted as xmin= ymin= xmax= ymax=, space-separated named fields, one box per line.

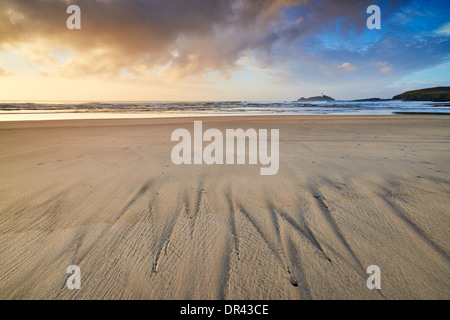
xmin=1 ymin=0 xmax=380 ymax=84
xmin=338 ymin=62 xmax=357 ymax=72
xmin=0 ymin=0 xmax=311 ymax=81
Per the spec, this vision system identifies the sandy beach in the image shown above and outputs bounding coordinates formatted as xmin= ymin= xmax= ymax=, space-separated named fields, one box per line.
xmin=0 ymin=115 xmax=449 ymax=299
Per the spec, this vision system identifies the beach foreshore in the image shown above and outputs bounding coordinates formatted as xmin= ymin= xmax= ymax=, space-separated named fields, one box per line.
xmin=0 ymin=115 xmax=449 ymax=299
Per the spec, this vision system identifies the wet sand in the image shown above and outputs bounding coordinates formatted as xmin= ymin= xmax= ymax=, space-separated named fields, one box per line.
xmin=0 ymin=115 xmax=449 ymax=299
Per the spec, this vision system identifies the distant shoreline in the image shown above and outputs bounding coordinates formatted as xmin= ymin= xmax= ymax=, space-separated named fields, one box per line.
xmin=297 ymin=86 xmax=450 ymax=103
xmin=1 ymin=100 xmax=450 ymax=121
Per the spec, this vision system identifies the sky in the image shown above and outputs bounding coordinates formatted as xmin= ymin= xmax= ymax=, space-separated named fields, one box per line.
xmin=0 ymin=0 xmax=449 ymax=102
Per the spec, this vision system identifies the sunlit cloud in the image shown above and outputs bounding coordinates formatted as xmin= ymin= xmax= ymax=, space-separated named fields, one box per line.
xmin=1 ymin=0 xmax=312 ymax=81
xmin=338 ymin=62 xmax=357 ymax=72
xmin=370 ymin=61 xmax=392 ymax=74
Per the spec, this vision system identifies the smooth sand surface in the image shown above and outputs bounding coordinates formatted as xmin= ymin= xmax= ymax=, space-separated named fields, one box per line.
xmin=0 ymin=115 xmax=449 ymax=299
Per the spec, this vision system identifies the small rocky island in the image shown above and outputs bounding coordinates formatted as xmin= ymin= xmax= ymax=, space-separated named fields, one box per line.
xmin=297 ymin=94 xmax=335 ymax=102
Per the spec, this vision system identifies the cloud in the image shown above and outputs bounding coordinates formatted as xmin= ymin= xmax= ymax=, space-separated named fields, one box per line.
xmin=371 ymin=61 xmax=392 ymax=74
xmin=380 ymin=66 xmax=392 ymax=73
xmin=338 ymin=62 xmax=357 ymax=72
xmin=0 ymin=0 xmax=302 ymax=79
xmin=0 ymin=0 xmax=380 ymax=81
xmin=435 ymin=22 xmax=450 ymax=36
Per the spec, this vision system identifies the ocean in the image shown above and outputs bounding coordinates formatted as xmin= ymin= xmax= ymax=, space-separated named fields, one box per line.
xmin=1 ymin=100 xmax=449 ymax=121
